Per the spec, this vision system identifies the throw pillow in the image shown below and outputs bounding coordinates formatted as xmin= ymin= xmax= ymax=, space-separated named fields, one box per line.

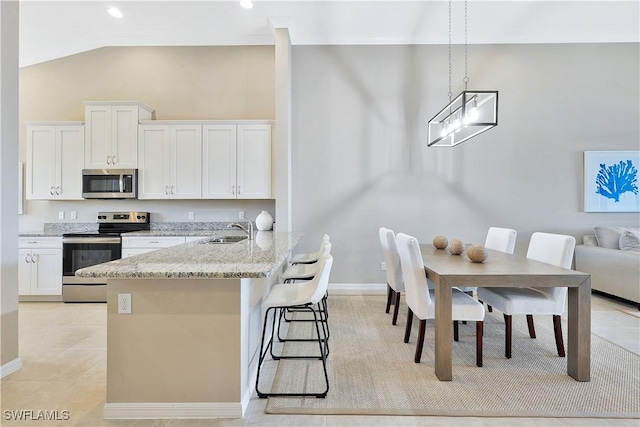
xmin=583 ymin=235 xmax=598 ymax=246
xmin=594 ymin=226 xmax=627 ymax=249
xmin=619 ymin=229 xmax=640 ymax=252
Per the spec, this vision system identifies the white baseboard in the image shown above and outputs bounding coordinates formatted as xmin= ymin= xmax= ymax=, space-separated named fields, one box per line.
xmin=0 ymin=358 xmax=22 ymax=378
xmin=103 ymin=402 xmax=242 ymax=419
xmin=328 ymin=283 xmax=386 ymax=295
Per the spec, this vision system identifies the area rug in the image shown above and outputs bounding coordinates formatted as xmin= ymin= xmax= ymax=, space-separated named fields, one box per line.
xmin=264 ymin=295 xmax=640 ymax=418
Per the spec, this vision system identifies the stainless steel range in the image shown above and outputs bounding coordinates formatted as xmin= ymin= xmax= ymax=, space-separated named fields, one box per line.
xmin=62 ymin=211 xmax=150 ymax=302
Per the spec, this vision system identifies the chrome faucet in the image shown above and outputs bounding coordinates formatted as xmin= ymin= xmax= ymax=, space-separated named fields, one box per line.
xmin=226 ymin=220 xmax=254 ymax=240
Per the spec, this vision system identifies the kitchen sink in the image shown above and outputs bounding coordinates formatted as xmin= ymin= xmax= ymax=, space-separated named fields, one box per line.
xmin=197 ymin=236 xmax=247 ymax=244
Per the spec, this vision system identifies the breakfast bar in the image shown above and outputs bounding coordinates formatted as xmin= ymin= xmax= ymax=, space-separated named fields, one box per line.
xmin=76 ymin=231 xmax=300 ymax=420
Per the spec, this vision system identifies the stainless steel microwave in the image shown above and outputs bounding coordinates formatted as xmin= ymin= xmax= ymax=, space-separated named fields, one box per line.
xmin=82 ymin=169 xmax=138 ymax=199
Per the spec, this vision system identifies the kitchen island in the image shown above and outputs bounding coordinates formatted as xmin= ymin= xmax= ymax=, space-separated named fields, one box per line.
xmin=76 ymin=231 xmax=300 ymax=420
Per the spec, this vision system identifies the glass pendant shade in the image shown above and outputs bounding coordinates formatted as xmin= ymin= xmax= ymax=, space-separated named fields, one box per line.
xmin=428 ymin=90 xmax=498 ymax=147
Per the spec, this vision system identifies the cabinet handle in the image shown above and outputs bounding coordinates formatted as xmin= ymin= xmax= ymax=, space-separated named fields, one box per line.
xmin=231 ymin=185 xmax=235 ymax=195
xmin=112 ymin=156 xmax=117 ymax=165
xmin=150 ymin=241 xmax=160 ymax=244
xmin=31 ymin=254 xmax=37 ymax=263
xmin=171 ymin=185 xmax=175 ymax=194
xmin=237 ymin=185 xmax=241 ymax=195
xmin=50 ymin=187 xmax=55 ymax=195
xmin=56 ymin=186 xmax=61 ymax=195
xmin=106 ymin=156 xmax=112 ymax=165
xmin=25 ymin=254 xmax=31 ymax=263
xmin=164 ymin=186 xmax=169 ymax=195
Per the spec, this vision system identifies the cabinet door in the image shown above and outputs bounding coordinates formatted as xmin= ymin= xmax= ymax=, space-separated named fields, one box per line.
xmin=30 ymin=249 xmax=62 ymax=295
xmin=122 ymin=248 xmax=158 ymax=258
xmin=57 ymin=125 xmax=84 ymax=200
xmin=18 ymin=249 xmax=32 ymax=295
xmin=237 ymin=125 xmax=272 ymax=199
xmin=111 ymin=105 xmax=139 ymax=168
xmin=84 ymin=105 xmax=112 ymax=168
xmin=138 ymin=125 xmax=171 ymax=199
xmin=26 ymin=126 xmax=56 ymax=200
xmin=171 ymin=125 xmax=202 ymax=199
xmin=202 ymin=125 xmax=237 ymax=199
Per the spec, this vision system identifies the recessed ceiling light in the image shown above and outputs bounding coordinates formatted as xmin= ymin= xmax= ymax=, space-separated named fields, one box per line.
xmin=240 ymin=0 xmax=253 ymax=10
xmin=108 ymin=7 xmax=123 ymax=18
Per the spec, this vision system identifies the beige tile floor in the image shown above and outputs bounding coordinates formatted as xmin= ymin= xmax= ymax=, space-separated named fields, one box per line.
xmin=1 ymin=293 xmax=638 ymax=427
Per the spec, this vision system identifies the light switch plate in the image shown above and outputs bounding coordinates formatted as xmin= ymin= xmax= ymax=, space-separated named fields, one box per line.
xmin=188 ymin=211 xmax=194 ymax=220
xmin=58 ymin=211 xmax=64 ymax=220
xmin=71 ymin=211 xmax=77 ymax=220
xmin=239 ymin=210 xmax=245 ymax=219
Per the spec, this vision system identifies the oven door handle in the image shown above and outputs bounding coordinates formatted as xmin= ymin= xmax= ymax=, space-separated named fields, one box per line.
xmin=119 ymin=174 xmax=124 ymax=193
xmin=62 ymin=237 xmax=121 ymax=244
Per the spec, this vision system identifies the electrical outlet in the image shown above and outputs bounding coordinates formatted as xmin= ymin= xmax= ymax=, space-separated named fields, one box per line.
xmin=118 ymin=293 xmax=132 ymax=314
xmin=239 ymin=210 xmax=245 ymax=219
xmin=381 ymin=262 xmax=386 ymax=271
xmin=188 ymin=211 xmax=195 ymax=220
xmin=70 ymin=211 xmax=77 ymax=220
xmin=58 ymin=211 xmax=64 ymax=220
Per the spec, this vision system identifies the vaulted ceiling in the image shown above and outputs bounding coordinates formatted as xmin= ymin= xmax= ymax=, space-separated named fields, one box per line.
xmin=20 ymin=1 xmax=639 ymax=68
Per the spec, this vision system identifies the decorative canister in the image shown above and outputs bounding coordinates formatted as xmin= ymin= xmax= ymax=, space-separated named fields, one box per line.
xmin=255 ymin=211 xmax=273 ymax=231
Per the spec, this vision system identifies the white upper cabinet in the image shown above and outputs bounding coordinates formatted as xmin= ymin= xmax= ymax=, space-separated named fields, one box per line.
xmin=237 ymin=125 xmax=272 ymax=199
xmin=203 ymin=124 xmax=271 ymax=199
xmin=138 ymin=123 xmax=202 ymax=199
xmin=26 ymin=122 xmax=84 ymax=200
xmin=84 ymin=102 xmax=154 ymax=169
xmin=202 ymin=125 xmax=237 ymax=198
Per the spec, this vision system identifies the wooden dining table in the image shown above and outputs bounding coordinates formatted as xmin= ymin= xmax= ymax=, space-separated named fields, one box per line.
xmin=419 ymin=244 xmax=591 ymax=382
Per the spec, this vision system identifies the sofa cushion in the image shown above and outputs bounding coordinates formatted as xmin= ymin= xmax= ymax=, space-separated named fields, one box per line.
xmin=619 ymin=229 xmax=640 ymax=252
xmin=583 ymin=235 xmax=598 ymax=246
xmin=594 ymin=226 xmax=628 ymax=249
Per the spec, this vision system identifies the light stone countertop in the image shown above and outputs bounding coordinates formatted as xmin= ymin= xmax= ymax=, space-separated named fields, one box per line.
xmin=19 ymin=231 xmax=65 ymax=237
xmin=122 ymin=229 xmax=227 ymax=237
xmin=76 ymin=232 xmax=300 ymax=279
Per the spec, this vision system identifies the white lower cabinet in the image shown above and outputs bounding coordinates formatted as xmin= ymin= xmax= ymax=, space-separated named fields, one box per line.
xmin=18 ymin=238 xmax=62 ymax=296
xmin=138 ymin=124 xmax=202 ymax=199
xmin=121 ymin=236 xmax=187 ymax=258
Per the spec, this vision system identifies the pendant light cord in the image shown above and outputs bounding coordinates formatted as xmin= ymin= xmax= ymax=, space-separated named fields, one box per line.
xmin=447 ymin=0 xmax=452 ymax=101
xmin=463 ymin=0 xmax=469 ymax=91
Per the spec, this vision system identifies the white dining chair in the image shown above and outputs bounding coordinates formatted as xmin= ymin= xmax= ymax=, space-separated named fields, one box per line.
xmin=396 ymin=233 xmax=485 ymax=366
xmin=379 ymin=227 xmax=404 ymax=325
xmin=289 ymin=234 xmax=330 ymax=265
xmin=477 ymin=232 xmax=576 ymax=358
xmin=255 ymin=253 xmax=333 ymax=398
xmin=457 ymin=227 xmax=517 ymax=294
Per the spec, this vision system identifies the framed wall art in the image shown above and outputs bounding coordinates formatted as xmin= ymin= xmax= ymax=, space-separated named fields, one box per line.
xmin=584 ymin=151 xmax=639 ymax=212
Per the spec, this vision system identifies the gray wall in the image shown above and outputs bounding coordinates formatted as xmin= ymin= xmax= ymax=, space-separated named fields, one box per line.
xmin=291 ymin=43 xmax=640 ymax=283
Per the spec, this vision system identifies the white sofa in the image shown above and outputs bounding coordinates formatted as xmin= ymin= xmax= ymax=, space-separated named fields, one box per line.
xmin=574 ymin=226 xmax=640 ymax=309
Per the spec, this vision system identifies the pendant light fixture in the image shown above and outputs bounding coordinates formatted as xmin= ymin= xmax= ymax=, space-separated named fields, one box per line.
xmin=428 ymin=0 xmax=498 ymax=147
